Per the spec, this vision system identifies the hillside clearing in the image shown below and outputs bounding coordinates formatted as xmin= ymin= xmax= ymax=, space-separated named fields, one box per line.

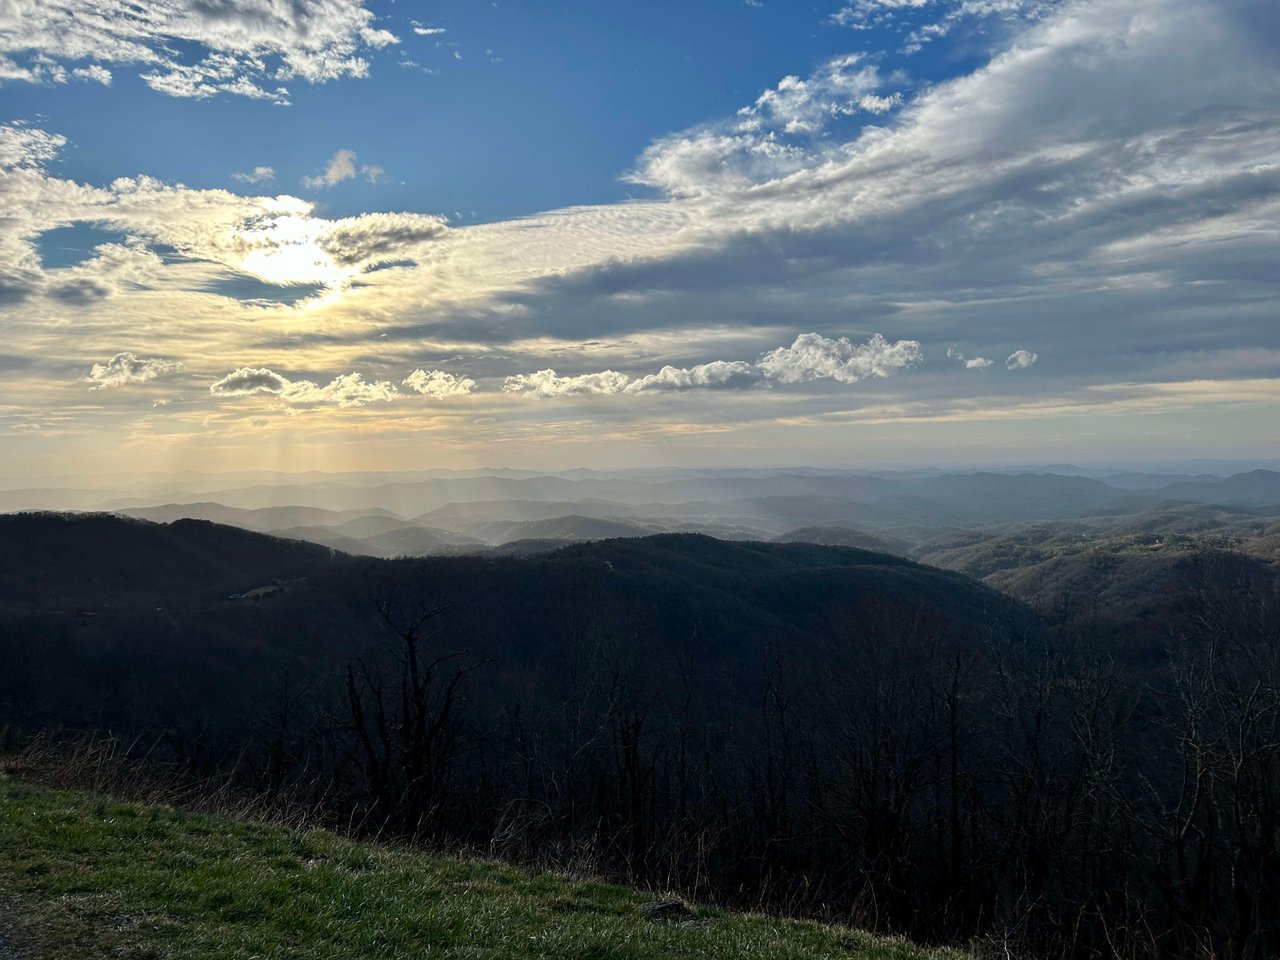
xmin=0 ymin=777 xmax=965 ymax=960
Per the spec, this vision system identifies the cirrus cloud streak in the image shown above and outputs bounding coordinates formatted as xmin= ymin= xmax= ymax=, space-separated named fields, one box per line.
xmin=0 ymin=0 xmax=397 ymax=103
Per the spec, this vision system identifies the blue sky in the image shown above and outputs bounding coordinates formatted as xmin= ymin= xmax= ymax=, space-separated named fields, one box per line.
xmin=0 ymin=0 xmax=1277 ymax=476
xmin=9 ymin=0 xmax=997 ymax=222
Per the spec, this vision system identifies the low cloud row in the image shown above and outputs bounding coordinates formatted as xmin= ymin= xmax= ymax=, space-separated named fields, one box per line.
xmin=83 ymin=334 xmax=1039 ymax=407
xmin=503 ymin=333 xmax=925 ymax=398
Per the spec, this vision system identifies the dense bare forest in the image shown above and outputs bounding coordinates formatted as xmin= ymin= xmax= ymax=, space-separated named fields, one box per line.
xmin=3 ymin=510 xmax=1279 ymax=958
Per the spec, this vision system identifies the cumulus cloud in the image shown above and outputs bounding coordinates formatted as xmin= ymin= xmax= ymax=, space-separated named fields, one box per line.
xmin=504 ymin=333 xmax=921 ymax=398
xmin=749 ymin=54 xmax=884 ymax=135
xmin=627 ymin=53 xmax=902 ymax=196
xmin=304 ymin=149 xmax=356 ymax=189
xmin=503 ymin=369 xmax=633 ymax=399
xmin=858 ymin=92 xmax=901 ymax=114
xmin=82 ymin=352 xmax=184 ymax=390
xmin=402 ymin=369 xmax=475 ymax=398
xmin=303 ymin=149 xmax=383 ymax=190
xmin=0 ymin=0 xmax=397 ymax=102
xmin=757 ymin=333 xmax=923 ymax=384
xmin=231 ymin=166 xmax=275 ymax=184
xmin=71 ymin=64 xmax=111 ymax=85
xmin=1005 ymin=349 xmax=1038 ymax=370
xmin=629 ymin=360 xmax=762 ymax=393
xmin=210 ymin=367 xmax=399 ymax=406
xmin=281 ymin=372 xmax=399 ymax=406
xmin=947 ymin=348 xmax=994 ymax=369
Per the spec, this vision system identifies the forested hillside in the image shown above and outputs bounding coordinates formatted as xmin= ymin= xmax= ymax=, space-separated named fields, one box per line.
xmin=3 ymin=512 xmax=1279 ymax=959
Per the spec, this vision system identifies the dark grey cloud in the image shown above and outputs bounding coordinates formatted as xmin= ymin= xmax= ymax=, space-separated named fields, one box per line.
xmin=209 ymin=367 xmax=290 ymax=397
xmin=48 ymin=277 xmax=113 ymax=305
xmin=318 ymin=213 xmax=449 ymax=267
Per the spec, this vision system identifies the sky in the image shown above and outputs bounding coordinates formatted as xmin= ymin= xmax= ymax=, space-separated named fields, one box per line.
xmin=0 ymin=0 xmax=1277 ymax=478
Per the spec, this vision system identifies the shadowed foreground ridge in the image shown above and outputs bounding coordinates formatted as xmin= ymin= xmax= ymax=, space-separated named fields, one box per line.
xmin=3 ymin=508 xmax=1280 ymax=958
xmin=0 ymin=775 xmax=963 ymax=960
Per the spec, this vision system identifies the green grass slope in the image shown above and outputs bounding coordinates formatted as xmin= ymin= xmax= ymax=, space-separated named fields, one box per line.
xmin=0 ymin=777 xmax=966 ymax=960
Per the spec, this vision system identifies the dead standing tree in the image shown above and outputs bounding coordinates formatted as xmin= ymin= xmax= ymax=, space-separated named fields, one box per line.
xmin=345 ymin=601 xmax=491 ymax=839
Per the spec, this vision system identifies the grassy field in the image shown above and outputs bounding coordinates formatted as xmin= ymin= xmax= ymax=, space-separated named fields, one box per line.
xmin=0 ymin=774 xmax=968 ymax=960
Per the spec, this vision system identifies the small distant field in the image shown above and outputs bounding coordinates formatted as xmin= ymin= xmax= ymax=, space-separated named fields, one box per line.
xmin=0 ymin=776 xmax=965 ymax=960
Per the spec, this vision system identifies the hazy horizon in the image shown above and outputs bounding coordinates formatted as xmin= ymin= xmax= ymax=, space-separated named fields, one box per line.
xmin=4 ymin=456 xmax=1280 ymax=489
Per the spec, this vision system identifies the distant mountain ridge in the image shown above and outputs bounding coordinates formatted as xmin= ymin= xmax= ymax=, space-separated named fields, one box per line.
xmin=1157 ymin=469 xmax=1280 ymax=506
xmin=5 ymin=469 xmax=1277 ymax=563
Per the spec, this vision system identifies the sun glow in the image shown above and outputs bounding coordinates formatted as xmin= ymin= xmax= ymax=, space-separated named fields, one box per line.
xmin=233 ymin=213 xmax=356 ymax=289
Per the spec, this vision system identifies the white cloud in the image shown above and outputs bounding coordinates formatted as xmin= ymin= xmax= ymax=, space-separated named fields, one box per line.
xmin=304 ymin=149 xmax=356 ymax=189
xmin=210 ymin=367 xmax=399 ymax=407
xmin=1005 ymin=349 xmax=1038 ymax=370
xmin=0 ymin=123 xmax=65 ymax=168
xmin=757 ymin=333 xmax=923 ymax=384
xmin=281 ymin=372 xmax=400 ymax=407
xmin=505 ymin=334 xmax=922 ymax=398
xmin=503 ymin=369 xmax=633 ymax=399
xmin=627 ymin=53 xmax=901 ymax=197
xmin=140 ymin=57 xmax=290 ymax=104
xmin=947 ymin=347 xmax=994 ymax=369
xmin=231 ymin=166 xmax=275 ymax=184
xmin=750 ymin=54 xmax=883 ymax=134
xmin=303 ymin=149 xmax=384 ymax=189
xmin=82 ymin=352 xmax=184 ymax=390
xmin=858 ymin=92 xmax=901 ymax=114
xmin=71 ymin=64 xmax=111 ymax=85
xmin=0 ymin=0 xmax=398 ymax=102
xmin=832 ymin=0 xmax=942 ymax=29
xmin=629 ymin=360 xmax=762 ymax=393
xmin=831 ymin=0 xmax=1050 ymax=53
xmin=413 ymin=26 xmax=447 ymax=36
xmin=402 ymin=369 xmax=475 ymax=398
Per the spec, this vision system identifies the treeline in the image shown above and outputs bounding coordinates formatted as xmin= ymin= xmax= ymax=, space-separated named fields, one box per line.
xmin=4 ymin=536 xmax=1279 ymax=958
xmin=294 ymin=553 xmax=1279 ymax=960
